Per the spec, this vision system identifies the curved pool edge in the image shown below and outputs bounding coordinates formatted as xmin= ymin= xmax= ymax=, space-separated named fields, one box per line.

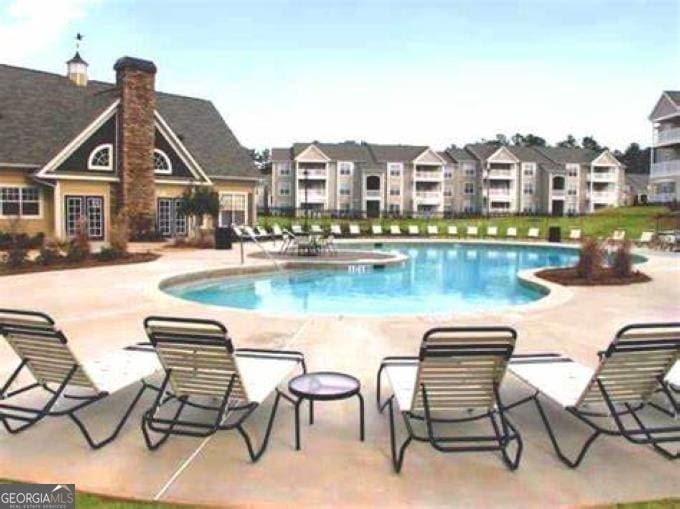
xmin=155 ymin=240 xmax=587 ymax=319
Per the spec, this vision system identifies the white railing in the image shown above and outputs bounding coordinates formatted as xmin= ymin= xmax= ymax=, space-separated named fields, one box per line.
xmin=298 ymin=168 xmax=327 ymax=178
xmin=415 ymin=191 xmax=442 ymax=203
xmin=588 ymin=191 xmax=615 ymax=201
xmin=485 ymin=168 xmax=513 ymax=178
xmin=651 ymin=160 xmax=680 ymax=178
xmin=551 ymin=189 xmax=566 ymax=198
xmin=588 ymin=171 xmax=616 ymax=182
xmin=654 ymin=127 xmax=680 ymax=146
xmin=299 ymin=189 xmax=326 ymax=203
xmin=488 ymin=188 xmax=511 ymax=196
xmin=365 ymin=189 xmax=381 ymax=198
xmin=415 ymin=170 xmax=443 ymax=180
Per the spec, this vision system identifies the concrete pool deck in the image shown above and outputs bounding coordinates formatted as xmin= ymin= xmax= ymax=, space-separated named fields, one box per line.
xmin=0 ymin=239 xmax=678 ymax=507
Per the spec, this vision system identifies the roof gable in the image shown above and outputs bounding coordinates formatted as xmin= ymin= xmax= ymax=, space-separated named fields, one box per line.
xmin=591 ymin=150 xmax=620 ymax=167
xmin=414 ymin=147 xmax=446 ymax=165
xmin=295 ymin=144 xmax=330 ymax=162
xmin=649 ymin=92 xmax=680 ymax=121
xmin=154 ymin=112 xmax=211 ymax=184
xmin=487 ymin=146 xmax=519 ymax=163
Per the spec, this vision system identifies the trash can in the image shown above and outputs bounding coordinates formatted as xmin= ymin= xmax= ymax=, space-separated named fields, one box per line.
xmin=548 ymin=226 xmax=561 ymax=243
xmin=214 ymin=227 xmax=232 ymax=250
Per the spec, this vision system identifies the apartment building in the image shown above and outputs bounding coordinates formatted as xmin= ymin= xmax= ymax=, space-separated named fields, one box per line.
xmin=649 ymin=91 xmax=680 ymax=202
xmin=270 ymin=141 xmax=624 ymax=216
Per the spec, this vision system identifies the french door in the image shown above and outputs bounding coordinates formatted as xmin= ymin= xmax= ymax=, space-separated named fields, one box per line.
xmin=157 ymin=198 xmax=187 ymax=237
xmin=64 ymin=195 xmax=105 ymax=240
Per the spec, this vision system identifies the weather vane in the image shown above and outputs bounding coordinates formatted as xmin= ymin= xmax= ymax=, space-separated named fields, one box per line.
xmin=76 ymin=33 xmax=84 ymax=50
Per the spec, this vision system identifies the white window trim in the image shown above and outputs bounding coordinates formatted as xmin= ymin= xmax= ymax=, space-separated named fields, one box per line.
xmin=387 ymin=162 xmax=403 ymax=176
xmin=218 ymin=191 xmax=249 ymax=227
xmin=337 ymin=161 xmax=354 ymax=176
xmin=276 ymin=162 xmax=291 ymax=176
xmin=464 ymin=182 xmax=475 ymax=195
xmin=278 ymin=182 xmax=291 ymax=196
xmin=87 ymin=143 xmax=113 ymax=172
xmin=0 ymin=185 xmax=43 ymax=219
xmin=153 ymin=149 xmax=173 ymax=175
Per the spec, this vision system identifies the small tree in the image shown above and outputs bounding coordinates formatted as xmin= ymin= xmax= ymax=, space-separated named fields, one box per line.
xmin=178 ymin=187 xmax=219 ymax=232
xmin=109 ymin=208 xmax=129 ymax=255
xmin=612 ymin=240 xmax=633 ymax=278
xmin=576 ymin=237 xmax=604 ymax=280
xmin=4 ymin=218 xmax=29 ymax=268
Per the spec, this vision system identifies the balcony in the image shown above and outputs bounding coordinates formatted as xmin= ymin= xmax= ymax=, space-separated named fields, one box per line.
xmin=365 ymin=189 xmax=381 ymax=199
xmin=654 ymin=127 xmax=680 ymax=147
xmin=651 ymin=160 xmax=680 ymax=178
xmin=588 ymin=171 xmax=616 ymax=183
xmin=551 ymin=189 xmax=566 ymax=199
xmin=415 ymin=191 xmax=442 ymax=205
xmin=484 ymin=168 xmax=513 ymax=179
xmin=650 ymin=192 xmax=677 ymax=203
xmin=415 ymin=170 xmax=443 ymax=181
xmin=297 ymin=168 xmax=327 ymax=179
xmin=298 ymin=189 xmax=326 ymax=203
xmin=588 ymin=190 xmax=615 ymax=202
xmin=488 ymin=187 xmax=511 ymax=197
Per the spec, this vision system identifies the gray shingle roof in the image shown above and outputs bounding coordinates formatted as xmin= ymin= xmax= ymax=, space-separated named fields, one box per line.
xmin=271 ymin=147 xmax=292 ymax=161
xmin=625 ymin=174 xmax=649 ymax=193
xmin=292 ymin=141 xmax=373 ymax=162
xmin=445 ymin=147 xmax=476 ymax=162
xmin=665 ymin=91 xmax=680 ymax=106
xmin=0 ymin=63 xmax=257 ymax=178
xmin=536 ymin=146 xmax=601 ymax=164
xmin=368 ymin=144 xmax=428 ymax=162
xmin=507 ymin=146 xmax=560 ymax=171
xmin=464 ymin=143 xmax=505 ymax=161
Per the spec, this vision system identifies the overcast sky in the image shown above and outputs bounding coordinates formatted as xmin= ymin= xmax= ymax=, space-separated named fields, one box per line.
xmin=1 ymin=0 xmax=678 ymax=151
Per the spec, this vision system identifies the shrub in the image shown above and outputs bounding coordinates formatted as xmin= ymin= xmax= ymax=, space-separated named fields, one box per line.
xmin=576 ymin=237 xmax=604 ymax=280
xmin=36 ymin=238 xmax=64 ymax=266
xmin=95 ymin=246 xmax=127 ymax=261
xmin=128 ymin=212 xmax=159 ymax=241
xmin=612 ymin=240 xmax=633 ymax=278
xmin=66 ymin=217 xmax=91 ymax=262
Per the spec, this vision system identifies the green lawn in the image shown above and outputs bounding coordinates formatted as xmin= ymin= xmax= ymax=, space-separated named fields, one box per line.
xmin=258 ymin=206 xmax=672 ymax=241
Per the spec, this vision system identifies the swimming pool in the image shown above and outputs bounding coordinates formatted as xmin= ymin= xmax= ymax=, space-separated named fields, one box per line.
xmin=165 ymin=242 xmax=580 ymax=316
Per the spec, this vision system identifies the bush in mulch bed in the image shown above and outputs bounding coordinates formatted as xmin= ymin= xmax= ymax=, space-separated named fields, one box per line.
xmin=538 ymin=238 xmax=650 ymax=286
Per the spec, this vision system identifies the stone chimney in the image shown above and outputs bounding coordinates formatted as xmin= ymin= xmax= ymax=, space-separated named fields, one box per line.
xmin=114 ymin=56 xmax=157 ymax=239
xmin=66 ymin=52 xmax=88 ymax=86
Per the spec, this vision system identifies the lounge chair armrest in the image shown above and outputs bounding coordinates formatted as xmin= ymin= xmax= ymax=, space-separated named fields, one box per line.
xmin=236 ymin=348 xmax=305 ymax=362
xmin=380 ymin=356 xmax=419 ymax=367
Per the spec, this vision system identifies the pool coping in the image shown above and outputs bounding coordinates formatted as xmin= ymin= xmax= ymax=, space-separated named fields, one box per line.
xmin=154 ymin=239 xmax=598 ymax=319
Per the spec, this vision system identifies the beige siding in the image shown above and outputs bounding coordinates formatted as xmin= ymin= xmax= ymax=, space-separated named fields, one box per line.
xmin=0 ymin=168 xmax=54 ymax=236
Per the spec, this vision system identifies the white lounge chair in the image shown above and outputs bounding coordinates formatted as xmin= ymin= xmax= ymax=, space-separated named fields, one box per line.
xmin=486 ymin=226 xmax=498 ymax=237
xmin=330 ymin=224 xmax=343 ymax=237
xmin=271 ymin=224 xmax=284 ymax=238
xmin=447 ymin=225 xmax=459 ymax=236
xmin=506 ymin=227 xmax=517 ymax=238
xmin=310 ymin=224 xmax=324 ymax=235
xmin=141 ymin=316 xmax=305 ymax=459
xmin=408 ymin=225 xmax=419 ymax=236
xmin=637 ymin=231 xmax=654 ymax=246
xmin=568 ymin=228 xmax=582 ymax=241
xmin=427 ymin=225 xmax=439 ymax=236
xmin=610 ymin=229 xmax=626 ymax=242
xmin=508 ymin=322 xmax=680 ymax=467
xmin=349 ymin=224 xmax=361 ymax=236
xmin=377 ymin=327 xmax=522 ymax=473
xmin=372 ymin=224 xmax=383 ymax=235
xmin=527 ymin=227 xmax=540 ymax=239
xmin=0 ymin=309 xmax=161 ymax=449
xmin=291 ymin=224 xmax=304 ymax=235
xmin=390 ymin=225 xmax=402 ymax=235
xmin=466 ymin=226 xmax=479 ymax=237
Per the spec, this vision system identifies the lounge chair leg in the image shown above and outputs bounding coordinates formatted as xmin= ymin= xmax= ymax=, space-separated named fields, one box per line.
xmin=387 ymin=396 xmax=412 ymax=473
xmin=142 ymin=397 xmax=188 ymax=451
xmin=623 ymin=403 xmax=680 ymax=460
xmin=533 ymin=397 xmax=600 ymax=468
xmin=236 ymin=391 xmax=282 ymax=463
xmin=69 ymin=382 xmax=149 ymax=449
xmin=490 ymin=411 xmax=523 ymax=471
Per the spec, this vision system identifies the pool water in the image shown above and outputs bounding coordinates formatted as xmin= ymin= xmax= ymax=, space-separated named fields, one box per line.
xmin=166 ymin=243 xmax=580 ymax=316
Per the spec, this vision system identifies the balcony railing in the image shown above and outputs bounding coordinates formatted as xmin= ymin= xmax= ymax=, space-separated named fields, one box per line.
xmin=415 ymin=191 xmax=442 ymax=204
xmin=488 ymin=188 xmax=511 ymax=196
xmin=654 ymin=127 xmax=680 ymax=146
xmin=297 ymin=168 xmax=327 ymax=179
xmin=365 ymin=189 xmax=381 ymax=198
xmin=588 ymin=191 xmax=615 ymax=201
xmin=484 ymin=168 xmax=513 ymax=178
xmin=588 ymin=171 xmax=616 ymax=182
xmin=551 ymin=189 xmax=566 ymax=198
xmin=298 ymin=189 xmax=326 ymax=203
xmin=651 ymin=160 xmax=680 ymax=178
xmin=415 ymin=170 xmax=443 ymax=181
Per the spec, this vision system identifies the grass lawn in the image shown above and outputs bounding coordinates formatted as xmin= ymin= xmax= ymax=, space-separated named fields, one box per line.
xmin=258 ymin=206 xmax=673 ymax=241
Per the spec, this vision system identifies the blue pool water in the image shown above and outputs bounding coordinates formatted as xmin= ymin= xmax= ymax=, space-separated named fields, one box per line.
xmin=166 ymin=243 xmax=580 ymax=316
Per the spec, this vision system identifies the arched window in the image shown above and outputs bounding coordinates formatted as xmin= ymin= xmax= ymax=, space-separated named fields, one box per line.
xmin=87 ymin=144 xmax=113 ymax=171
xmin=153 ymin=149 xmax=172 ymax=174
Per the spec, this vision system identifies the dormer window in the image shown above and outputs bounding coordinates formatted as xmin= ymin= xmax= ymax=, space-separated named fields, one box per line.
xmin=154 ymin=149 xmax=172 ymax=174
xmin=88 ymin=144 xmax=113 ymax=171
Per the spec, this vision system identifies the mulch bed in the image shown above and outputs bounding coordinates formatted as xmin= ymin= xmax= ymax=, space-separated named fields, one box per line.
xmin=536 ymin=267 xmax=651 ymax=286
xmin=0 ymin=252 xmax=160 ymax=276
